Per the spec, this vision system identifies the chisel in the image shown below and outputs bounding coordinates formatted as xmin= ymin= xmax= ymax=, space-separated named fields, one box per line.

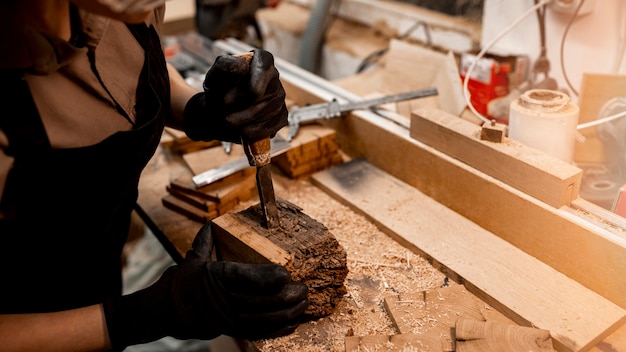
xmin=236 ymin=52 xmax=280 ymax=229
xmin=242 ymin=136 xmax=280 ymax=229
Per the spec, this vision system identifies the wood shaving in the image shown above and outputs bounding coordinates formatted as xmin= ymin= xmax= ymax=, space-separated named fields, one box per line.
xmin=237 ymin=174 xmax=446 ymax=351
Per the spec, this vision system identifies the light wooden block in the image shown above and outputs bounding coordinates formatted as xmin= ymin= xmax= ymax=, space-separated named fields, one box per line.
xmin=410 ymin=108 xmax=582 ymax=208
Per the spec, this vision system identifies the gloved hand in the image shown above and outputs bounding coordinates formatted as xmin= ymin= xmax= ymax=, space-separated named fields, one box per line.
xmin=183 ymin=48 xmax=288 ymax=143
xmin=103 ymin=221 xmax=308 ymax=350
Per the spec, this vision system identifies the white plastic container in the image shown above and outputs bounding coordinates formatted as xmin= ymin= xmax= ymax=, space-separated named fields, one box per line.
xmin=509 ymin=89 xmax=579 ymax=163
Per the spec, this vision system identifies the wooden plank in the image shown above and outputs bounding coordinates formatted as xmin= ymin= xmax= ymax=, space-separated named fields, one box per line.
xmin=170 ymin=171 xmax=257 ymax=204
xmin=318 ymin=108 xmax=626 ymax=311
xmin=311 ymin=159 xmax=626 ymax=352
xmin=410 ymin=108 xmax=582 ymax=208
xmin=162 ymin=194 xmax=217 ymax=223
xmin=169 ymin=167 xmax=256 ymax=202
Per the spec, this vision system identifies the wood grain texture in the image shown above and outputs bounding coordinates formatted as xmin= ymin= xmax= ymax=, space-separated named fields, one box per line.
xmin=318 ymin=107 xmax=626 ymax=312
xmin=274 ymin=124 xmax=344 ymax=179
xmin=454 ymin=318 xmax=553 ymax=352
xmin=311 ymin=159 xmax=626 ymax=352
xmin=212 ymin=199 xmax=349 ymax=319
xmin=410 ymin=108 xmax=582 ymax=208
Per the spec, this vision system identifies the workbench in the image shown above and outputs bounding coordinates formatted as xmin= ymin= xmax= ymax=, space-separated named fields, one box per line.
xmin=136 ymin=37 xmax=626 ymax=351
xmin=136 ymin=130 xmax=626 ymax=352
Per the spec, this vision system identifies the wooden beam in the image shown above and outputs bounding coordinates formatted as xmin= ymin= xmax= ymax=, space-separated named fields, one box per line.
xmin=410 ymin=108 xmax=582 ymax=208
xmin=315 ymin=109 xmax=626 ymax=311
xmin=311 ymin=159 xmax=626 ymax=352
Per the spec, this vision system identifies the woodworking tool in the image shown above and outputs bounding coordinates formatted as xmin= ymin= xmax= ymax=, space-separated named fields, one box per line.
xmin=237 ymin=51 xmax=279 ymax=229
xmin=286 ymin=87 xmax=438 ymax=141
xmin=243 ymin=136 xmax=280 ymax=229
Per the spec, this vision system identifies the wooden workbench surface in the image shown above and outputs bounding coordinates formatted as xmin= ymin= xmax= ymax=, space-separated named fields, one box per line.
xmin=136 ymin=140 xmax=488 ymax=351
xmin=137 ymin=137 xmax=626 ymax=351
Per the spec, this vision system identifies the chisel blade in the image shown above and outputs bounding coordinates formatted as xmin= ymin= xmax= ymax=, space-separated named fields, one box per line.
xmin=255 ymin=165 xmax=280 ymax=229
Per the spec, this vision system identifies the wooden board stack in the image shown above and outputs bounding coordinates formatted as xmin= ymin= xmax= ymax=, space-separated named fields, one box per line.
xmin=160 ymin=137 xmax=258 ymax=223
xmin=162 ymin=168 xmax=257 ymax=223
xmin=160 ymin=127 xmax=222 ymax=154
xmin=274 ymin=124 xmax=344 ymax=179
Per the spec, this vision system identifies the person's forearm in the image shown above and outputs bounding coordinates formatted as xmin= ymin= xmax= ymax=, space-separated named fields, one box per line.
xmin=0 ymin=304 xmax=111 ymax=352
xmin=167 ymin=63 xmax=200 ymax=130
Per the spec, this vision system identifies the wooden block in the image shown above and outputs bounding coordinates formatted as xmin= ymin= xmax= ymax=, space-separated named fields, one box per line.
xmin=162 ymin=194 xmax=217 ymax=223
xmin=454 ymin=318 xmax=554 ymax=351
xmin=311 ymin=159 xmax=626 ymax=352
xmin=169 ymin=169 xmax=255 ymax=203
xmin=275 ymin=152 xmax=344 ymax=179
xmin=480 ymin=121 xmax=506 ymax=143
xmin=167 ymin=185 xmax=217 ymax=212
xmin=410 ymin=108 xmax=582 ymax=208
xmin=211 ymin=199 xmax=348 ymax=319
xmin=163 ymin=172 xmax=258 ymax=223
xmin=275 ymin=124 xmax=343 ymax=178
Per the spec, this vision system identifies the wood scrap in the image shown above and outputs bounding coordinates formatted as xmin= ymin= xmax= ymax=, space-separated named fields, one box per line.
xmin=480 ymin=121 xmax=506 ymax=143
xmin=163 ymin=173 xmax=257 ymax=223
xmin=274 ymin=124 xmax=344 ymax=179
xmin=162 ymin=194 xmax=217 ymax=223
xmin=454 ymin=318 xmax=553 ymax=352
xmin=169 ymin=167 xmax=256 ymax=203
xmin=211 ymin=198 xmax=348 ymax=319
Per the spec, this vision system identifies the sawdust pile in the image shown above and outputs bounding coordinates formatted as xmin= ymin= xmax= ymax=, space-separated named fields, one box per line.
xmin=237 ymin=175 xmax=447 ymax=351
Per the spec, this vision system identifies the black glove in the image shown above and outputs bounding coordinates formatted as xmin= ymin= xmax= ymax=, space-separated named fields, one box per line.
xmin=183 ymin=48 xmax=288 ymax=143
xmin=103 ymin=221 xmax=308 ymax=350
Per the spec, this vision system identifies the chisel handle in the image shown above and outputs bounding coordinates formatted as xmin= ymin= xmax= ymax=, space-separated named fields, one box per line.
xmin=242 ymin=137 xmax=271 ymax=167
xmin=235 ymin=52 xmax=271 ymax=168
